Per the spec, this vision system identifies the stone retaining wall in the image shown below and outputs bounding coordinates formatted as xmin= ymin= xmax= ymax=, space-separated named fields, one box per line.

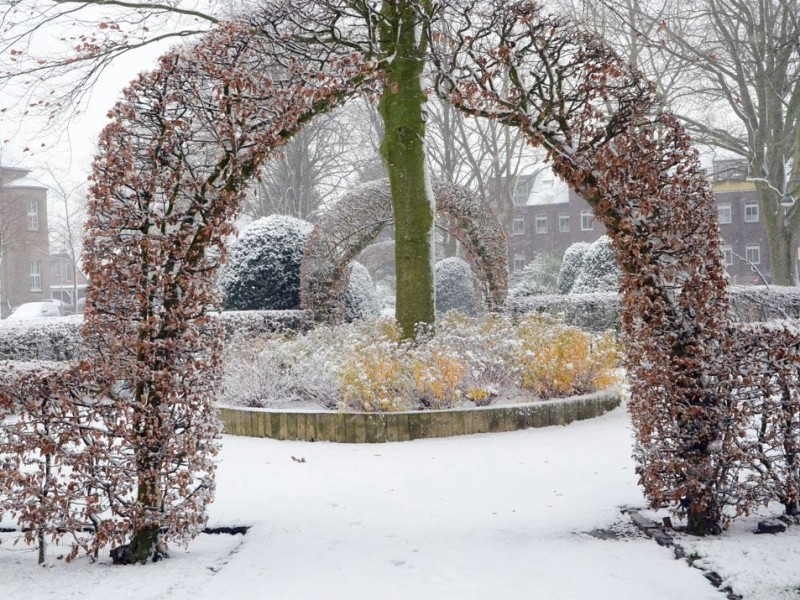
xmin=218 ymin=389 xmax=622 ymax=443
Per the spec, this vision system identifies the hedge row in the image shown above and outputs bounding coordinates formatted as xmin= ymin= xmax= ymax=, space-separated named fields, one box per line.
xmin=1 ymin=286 xmax=798 ymax=360
xmin=0 ymin=310 xmax=314 ymax=362
xmin=507 ymin=285 xmax=800 ymax=332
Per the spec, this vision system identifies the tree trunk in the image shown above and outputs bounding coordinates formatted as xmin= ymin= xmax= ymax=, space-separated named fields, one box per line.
xmin=759 ymin=186 xmax=799 ymax=286
xmin=378 ymin=0 xmax=434 ymax=338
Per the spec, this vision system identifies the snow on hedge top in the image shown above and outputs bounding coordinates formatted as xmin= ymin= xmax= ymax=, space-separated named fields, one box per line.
xmin=570 ymin=236 xmax=621 ymax=295
xmin=435 ymin=257 xmax=479 ymax=316
xmin=557 ymin=242 xmax=590 ymax=294
xmin=220 ymin=215 xmax=313 ymax=311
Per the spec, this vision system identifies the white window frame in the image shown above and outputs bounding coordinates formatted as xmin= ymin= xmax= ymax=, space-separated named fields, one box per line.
xmin=27 ymin=199 xmax=39 ymax=231
xmin=512 ymin=217 xmax=525 ymax=235
xmin=30 ymin=260 xmax=42 ymax=292
xmin=513 ymin=254 xmax=526 ymax=271
xmin=744 ymin=202 xmax=759 ymax=223
xmin=721 ymin=245 xmax=734 ymax=266
xmin=559 ymin=214 xmax=570 ymax=233
xmin=718 ymin=202 xmax=732 ymax=224
xmin=580 ymin=210 xmax=594 ymax=231
xmin=745 ymin=244 xmax=760 ymax=265
xmin=535 ymin=214 xmax=547 ymax=234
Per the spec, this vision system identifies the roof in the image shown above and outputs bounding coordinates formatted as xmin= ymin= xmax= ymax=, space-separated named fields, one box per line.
xmin=1 ymin=176 xmax=47 ymax=190
xmin=525 ymin=169 xmax=569 ymax=206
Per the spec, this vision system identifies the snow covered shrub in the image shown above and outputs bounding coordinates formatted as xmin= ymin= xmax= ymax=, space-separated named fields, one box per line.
xmin=342 ymin=261 xmax=382 ymax=322
xmin=435 ymin=257 xmax=479 ymax=316
xmin=570 ymin=236 xmax=621 ymax=294
xmin=220 ymin=215 xmax=313 ymax=310
xmin=556 ymin=242 xmax=590 ymax=294
xmin=219 ymin=315 xmax=620 ymax=412
xmin=510 ymin=253 xmax=562 ymax=297
xmin=0 ymin=316 xmax=83 ymax=361
xmin=507 ymin=292 xmax=620 ymax=332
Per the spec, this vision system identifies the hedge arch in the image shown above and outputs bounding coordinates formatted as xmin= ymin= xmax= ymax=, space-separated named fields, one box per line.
xmin=430 ymin=1 xmax=800 ymax=534
xmin=299 ymin=178 xmax=508 ymax=323
xmin=76 ymin=18 xmax=375 ymax=562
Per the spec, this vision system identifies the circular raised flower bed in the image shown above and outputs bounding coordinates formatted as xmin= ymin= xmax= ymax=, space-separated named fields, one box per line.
xmin=218 ymin=388 xmax=622 ymax=443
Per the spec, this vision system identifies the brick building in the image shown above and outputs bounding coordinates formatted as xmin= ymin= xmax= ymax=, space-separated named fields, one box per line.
xmin=49 ymin=251 xmax=88 ymax=313
xmin=508 ymin=162 xmax=789 ymax=285
xmin=0 ymin=166 xmax=51 ymax=317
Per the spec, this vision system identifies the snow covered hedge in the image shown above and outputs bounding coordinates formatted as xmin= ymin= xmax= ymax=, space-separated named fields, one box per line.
xmin=507 ymin=292 xmax=620 ymax=332
xmin=219 ymin=216 xmax=313 ymax=311
xmin=556 ymin=242 xmax=590 ymax=294
xmin=0 ymin=311 xmax=314 ymax=361
xmin=569 ymin=236 xmax=621 ymax=295
xmin=0 ymin=316 xmax=84 ymax=361
xmin=343 ymin=262 xmax=382 ymax=322
xmin=435 ymin=257 xmax=479 ymax=316
xmin=507 ymin=286 xmax=800 ymax=333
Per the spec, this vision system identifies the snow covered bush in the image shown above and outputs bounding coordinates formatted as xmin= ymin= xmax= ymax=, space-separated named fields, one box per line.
xmin=556 ymin=242 xmax=590 ymax=294
xmin=218 ymin=314 xmax=620 ymax=412
xmin=435 ymin=257 xmax=479 ymax=316
xmin=507 ymin=292 xmax=620 ymax=333
xmin=510 ymin=253 xmax=562 ymax=297
xmin=220 ymin=216 xmax=313 ymax=311
xmin=342 ymin=261 xmax=382 ymax=322
xmin=0 ymin=316 xmax=83 ymax=361
xmin=570 ymin=237 xmax=621 ymax=295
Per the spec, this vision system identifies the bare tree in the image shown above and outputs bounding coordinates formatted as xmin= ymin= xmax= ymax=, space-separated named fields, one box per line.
xmin=563 ymin=0 xmax=800 ymax=285
xmin=44 ymin=167 xmax=85 ymax=313
xmin=243 ymin=103 xmax=380 ymax=222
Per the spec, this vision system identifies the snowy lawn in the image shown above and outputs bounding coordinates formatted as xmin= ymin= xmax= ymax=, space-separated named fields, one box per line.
xmin=1 ymin=404 xmax=797 ymax=599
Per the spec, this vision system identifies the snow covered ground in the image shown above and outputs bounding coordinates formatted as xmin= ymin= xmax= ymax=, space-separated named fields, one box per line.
xmin=1 ymin=405 xmax=798 ymax=599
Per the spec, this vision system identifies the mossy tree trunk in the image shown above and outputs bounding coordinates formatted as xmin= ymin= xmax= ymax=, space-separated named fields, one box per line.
xmin=378 ymin=0 xmax=435 ymax=338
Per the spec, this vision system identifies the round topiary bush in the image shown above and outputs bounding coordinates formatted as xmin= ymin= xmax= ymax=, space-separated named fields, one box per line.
xmin=557 ymin=241 xmax=590 ymax=294
xmin=343 ymin=261 xmax=382 ymax=322
xmin=435 ymin=257 xmax=479 ymax=316
xmin=570 ymin=236 xmax=621 ymax=295
xmin=220 ymin=215 xmax=313 ymax=310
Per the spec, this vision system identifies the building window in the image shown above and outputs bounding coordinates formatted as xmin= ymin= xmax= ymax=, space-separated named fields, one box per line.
xmin=559 ymin=214 xmax=570 ymax=233
xmin=512 ymin=217 xmax=525 ymax=235
xmin=27 ymin=199 xmax=39 ymax=231
xmin=535 ymin=214 xmax=547 ymax=234
xmin=580 ymin=210 xmax=594 ymax=231
xmin=51 ymin=261 xmax=61 ymax=279
xmin=718 ymin=202 xmax=732 ymax=224
xmin=745 ymin=244 xmax=760 ymax=265
xmin=30 ymin=260 xmax=42 ymax=291
xmin=744 ymin=202 xmax=759 ymax=223
xmin=65 ymin=265 xmax=73 ymax=283
xmin=513 ymin=177 xmax=534 ymax=206
xmin=513 ymin=254 xmax=526 ymax=271
xmin=721 ymin=245 xmax=734 ymax=266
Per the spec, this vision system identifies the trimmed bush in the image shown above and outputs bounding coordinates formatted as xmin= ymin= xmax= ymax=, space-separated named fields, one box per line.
xmin=570 ymin=236 xmax=621 ymax=294
xmin=219 ymin=215 xmax=313 ymax=310
xmin=343 ymin=261 xmax=382 ymax=322
xmin=557 ymin=242 xmax=590 ymax=294
xmin=435 ymin=257 xmax=478 ymax=316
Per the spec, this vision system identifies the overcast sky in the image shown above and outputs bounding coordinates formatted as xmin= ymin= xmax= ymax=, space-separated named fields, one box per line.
xmin=0 ymin=2 xmax=219 ymax=193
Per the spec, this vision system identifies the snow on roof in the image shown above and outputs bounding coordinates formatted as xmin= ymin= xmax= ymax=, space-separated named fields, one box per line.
xmin=525 ymin=169 xmax=569 ymax=206
xmin=2 ymin=176 xmax=47 ymax=190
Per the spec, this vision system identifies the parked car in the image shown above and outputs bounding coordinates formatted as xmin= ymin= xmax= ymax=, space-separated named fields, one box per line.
xmin=5 ymin=301 xmax=62 ymax=321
